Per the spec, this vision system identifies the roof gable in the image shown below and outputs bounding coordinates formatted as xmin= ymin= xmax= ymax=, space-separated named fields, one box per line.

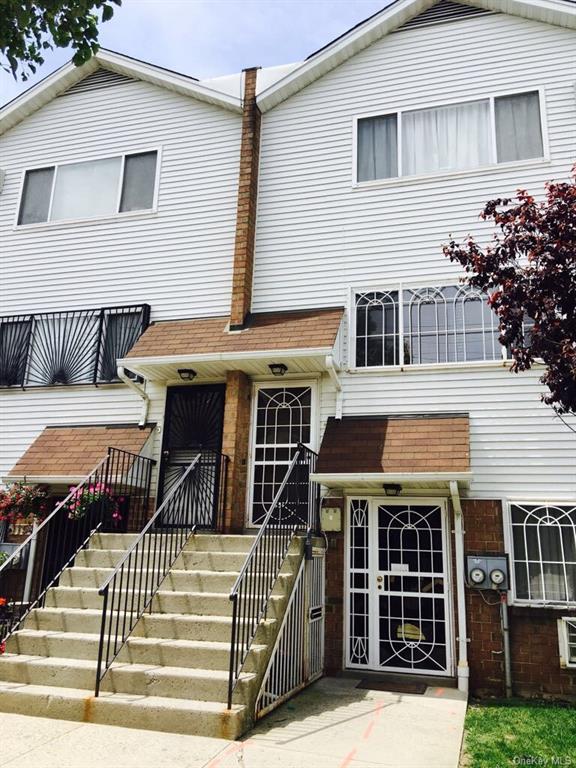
xmin=257 ymin=0 xmax=576 ymax=112
xmin=0 ymin=49 xmax=242 ymax=136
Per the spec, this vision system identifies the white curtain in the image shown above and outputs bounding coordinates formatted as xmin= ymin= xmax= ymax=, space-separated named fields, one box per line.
xmin=495 ymin=91 xmax=543 ymax=163
xmin=50 ymin=157 xmax=121 ymax=221
xmin=357 ymin=114 xmax=398 ymax=182
xmin=402 ymin=100 xmax=492 ymax=176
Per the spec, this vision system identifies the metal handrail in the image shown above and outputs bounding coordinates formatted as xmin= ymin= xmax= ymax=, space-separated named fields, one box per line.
xmin=94 ymin=449 xmax=228 ymax=695
xmin=227 ymin=443 xmax=320 ymax=708
xmin=0 ymin=448 xmax=155 ymax=644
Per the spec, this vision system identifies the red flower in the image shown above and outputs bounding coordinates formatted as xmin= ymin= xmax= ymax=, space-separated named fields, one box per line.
xmin=0 ymin=642 xmax=5 ymax=655
xmin=0 ymin=598 xmax=6 ymax=607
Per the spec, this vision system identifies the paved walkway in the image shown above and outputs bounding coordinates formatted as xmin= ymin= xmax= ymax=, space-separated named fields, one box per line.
xmin=0 ymin=677 xmax=467 ymax=768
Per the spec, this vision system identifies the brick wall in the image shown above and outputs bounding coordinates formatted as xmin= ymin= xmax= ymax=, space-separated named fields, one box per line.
xmin=322 ymin=495 xmax=576 ymax=698
xmin=230 ymin=67 xmax=261 ymax=330
xmin=323 ymin=497 xmax=345 ymax=672
xmin=463 ymin=498 xmax=576 ymax=698
xmin=221 ymin=370 xmax=252 ymax=532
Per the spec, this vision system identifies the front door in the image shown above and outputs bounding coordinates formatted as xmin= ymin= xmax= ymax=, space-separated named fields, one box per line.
xmin=158 ymin=385 xmax=225 ymax=527
xmin=346 ymin=498 xmax=453 ymax=676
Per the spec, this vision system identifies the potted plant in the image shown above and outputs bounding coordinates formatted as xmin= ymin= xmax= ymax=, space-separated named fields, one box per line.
xmin=63 ymin=482 xmax=122 ymax=524
xmin=0 ymin=483 xmax=48 ymax=532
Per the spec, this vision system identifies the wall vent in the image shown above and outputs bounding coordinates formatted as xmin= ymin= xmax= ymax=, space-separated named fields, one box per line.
xmin=396 ymin=0 xmax=496 ymax=31
xmin=59 ymin=68 xmax=136 ymax=96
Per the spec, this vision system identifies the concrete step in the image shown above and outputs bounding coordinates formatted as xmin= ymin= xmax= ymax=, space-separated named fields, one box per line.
xmin=0 ymin=654 xmax=255 ymax=703
xmin=185 ymin=535 xmax=257 ymax=553
xmin=7 ymin=629 xmax=266 ymax=672
xmin=44 ymin=586 xmax=285 ymax=618
xmin=60 ymin=566 xmax=291 ymax=595
xmin=174 ymin=549 xmax=299 ymax=573
xmin=0 ymin=681 xmax=247 ymax=739
xmin=25 ymin=607 xmax=278 ymax=643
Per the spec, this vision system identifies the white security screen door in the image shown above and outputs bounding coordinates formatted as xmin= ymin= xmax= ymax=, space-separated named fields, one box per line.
xmin=347 ymin=498 xmax=453 ymax=676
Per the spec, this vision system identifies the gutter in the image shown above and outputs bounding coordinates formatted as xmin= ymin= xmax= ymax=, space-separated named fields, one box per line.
xmin=117 ymin=366 xmax=150 ymax=427
xmin=325 ymin=354 xmax=343 ymax=419
xmin=450 ymin=480 xmax=469 ymax=695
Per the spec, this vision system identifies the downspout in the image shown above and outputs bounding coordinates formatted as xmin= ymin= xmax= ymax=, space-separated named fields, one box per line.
xmin=325 ymin=355 xmax=342 ymax=419
xmin=117 ymin=366 xmax=150 ymax=427
xmin=450 ymin=480 xmax=469 ymax=694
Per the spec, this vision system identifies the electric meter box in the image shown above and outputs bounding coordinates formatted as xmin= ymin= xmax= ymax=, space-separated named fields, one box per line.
xmin=320 ymin=507 xmax=342 ymax=532
xmin=466 ymin=554 xmax=509 ymax=591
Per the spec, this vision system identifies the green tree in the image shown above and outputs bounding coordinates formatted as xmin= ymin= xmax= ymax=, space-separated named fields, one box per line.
xmin=0 ymin=1 xmax=121 ymax=81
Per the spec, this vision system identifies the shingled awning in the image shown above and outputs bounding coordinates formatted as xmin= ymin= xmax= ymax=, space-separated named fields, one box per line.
xmin=312 ymin=414 xmax=471 ymax=490
xmin=120 ymin=307 xmax=344 ymax=380
xmin=6 ymin=424 xmax=154 ymax=483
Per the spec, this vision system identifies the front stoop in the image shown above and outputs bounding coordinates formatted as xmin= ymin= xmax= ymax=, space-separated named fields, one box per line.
xmin=0 ymin=533 xmax=303 ymax=739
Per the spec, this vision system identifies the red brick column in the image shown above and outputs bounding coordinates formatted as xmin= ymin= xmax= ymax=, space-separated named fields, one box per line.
xmin=230 ymin=67 xmax=261 ymax=330
xmin=323 ymin=497 xmax=345 ymax=672
xmin=221 ymin=370 xmax=252 ymax=532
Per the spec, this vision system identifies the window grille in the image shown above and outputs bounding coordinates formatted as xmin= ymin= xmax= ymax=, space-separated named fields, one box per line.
xmin=355 ymin=291 xmax=400 ymax=367
xmin=558 ymin=618 xmax=576 ymax=668
xmin=354 ymin=285 xmax=501 ymax=368
xmin=251 ymin=386 xmax=312 ymax=525
xmin=510 ymin=503 xmax=576 ymax=604
xmin=0 ymin=305 xmax=149 ymax=388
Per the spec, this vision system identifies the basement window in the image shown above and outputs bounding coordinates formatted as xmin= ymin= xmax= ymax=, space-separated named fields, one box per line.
xmin=17 ymin=150 xmax=158 ymax=225
xmin=356 ymin=90 xmax=545 ymax=183
xmin=558 ymin=618 xmax=576 ymax=668
xmin=509 ymin=503 xmax=576 ymax=605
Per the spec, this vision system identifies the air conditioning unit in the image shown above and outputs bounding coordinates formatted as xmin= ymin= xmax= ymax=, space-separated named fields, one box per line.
xmin=557 ymin=617 xmax=576 ymax=669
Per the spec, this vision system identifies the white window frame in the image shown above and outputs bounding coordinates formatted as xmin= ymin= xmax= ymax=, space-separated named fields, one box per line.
xmin=349 ymin=281 xmax=508 ymax=372
xmin=557 ymin=617 xmax=576 ymax=668
xmin=504 ymin=501 xmax=576 ymax=608
xmin=15 ymin=146 xmax=162 ymax=229
xmin=246 ymin=379 xmax=319 ymax=528
xmin=351 ymin=86 xmax=549 ymax=188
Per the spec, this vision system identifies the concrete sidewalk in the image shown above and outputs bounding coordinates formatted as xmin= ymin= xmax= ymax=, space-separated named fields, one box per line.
xmin=0 ymin=677 xmax=467 ymax=768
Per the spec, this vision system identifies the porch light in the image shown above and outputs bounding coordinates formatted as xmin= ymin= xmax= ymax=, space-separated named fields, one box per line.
xmin=268 ymin=363 xmax=288 ymax=377
xmin=383 ymin=483 xmax=402 ymax=497
xmin=178 ymin=368 xmax=197 ymax=381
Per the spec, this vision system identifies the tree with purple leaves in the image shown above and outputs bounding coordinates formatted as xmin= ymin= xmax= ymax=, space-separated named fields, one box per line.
xmin=444 ymin=168 xmax=576 ymax=415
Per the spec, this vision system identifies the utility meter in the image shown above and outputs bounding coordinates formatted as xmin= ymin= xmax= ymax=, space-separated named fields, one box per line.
xmin=466 ymin=555 xmax=509 ymax=591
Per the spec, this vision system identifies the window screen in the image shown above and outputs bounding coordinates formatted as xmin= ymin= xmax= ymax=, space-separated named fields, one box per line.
xmin=120 ymin=152 xmax=157 ymax=212
xmin=18 ymin=167 xmax=54 ymax=224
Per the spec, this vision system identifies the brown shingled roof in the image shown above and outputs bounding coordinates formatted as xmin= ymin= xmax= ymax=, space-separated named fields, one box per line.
xmin=126 ymin=308 xmax=344 ymax=359
xmin=8 ymin=424 xmax=154 ymax=478
xmin=317 ymin=415 xmax=470 ymax=474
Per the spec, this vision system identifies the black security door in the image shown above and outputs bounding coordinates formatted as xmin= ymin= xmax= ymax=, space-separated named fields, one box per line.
xmin=158 ymin=385 xmax=225 ymax=527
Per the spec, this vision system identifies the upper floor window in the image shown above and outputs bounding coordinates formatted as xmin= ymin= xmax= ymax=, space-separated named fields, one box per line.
xmin=17 ymin=150 xmax=158 ymax=226
xmin=354 ymin=285 xmax=501 ymax=368
xmin=509 ymin=503 xmax=576 ymax=605
xmin=356 ymin=91 xmax=544 ymax=183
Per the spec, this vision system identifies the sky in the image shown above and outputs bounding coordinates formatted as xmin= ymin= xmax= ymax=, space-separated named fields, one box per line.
xmin=0 ymin=0 xmax=391 ymax=107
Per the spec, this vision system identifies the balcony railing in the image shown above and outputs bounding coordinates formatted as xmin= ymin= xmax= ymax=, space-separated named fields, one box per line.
xmin=0 ymin=304 xmax=150 ymax=388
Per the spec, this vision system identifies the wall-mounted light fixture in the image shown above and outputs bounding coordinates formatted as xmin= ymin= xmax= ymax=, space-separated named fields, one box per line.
xmin=178 ymin=368 xmax=197 ymax=381
xmin=383 ymin=483 xmax=402 ymax=497
xmin=268 ymin=363 xmax=288 ymax=377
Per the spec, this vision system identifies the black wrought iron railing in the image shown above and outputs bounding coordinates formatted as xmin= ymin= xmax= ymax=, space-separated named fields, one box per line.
xmin=0 ymin=304 xmax=150 ymax=388
xmin=227 ymin=443 xmax=320 ymax=708
xmin=0 ymin=448 xmax=155 ymax=644
xmin=94 ymin=450 xmax=228 ymax=696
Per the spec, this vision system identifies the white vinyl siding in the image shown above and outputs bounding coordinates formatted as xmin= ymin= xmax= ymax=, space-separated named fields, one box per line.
xmin=1 ymin=76 xmax=241 ymax=320
xmin=254 ymin=14 xmax=574 ymax=312
xmin=252 ymin=13 xmax=576 ymax=502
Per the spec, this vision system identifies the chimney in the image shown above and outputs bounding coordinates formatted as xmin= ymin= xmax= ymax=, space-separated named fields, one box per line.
xmin=229 ymin=67 xmax=261 ymax=331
